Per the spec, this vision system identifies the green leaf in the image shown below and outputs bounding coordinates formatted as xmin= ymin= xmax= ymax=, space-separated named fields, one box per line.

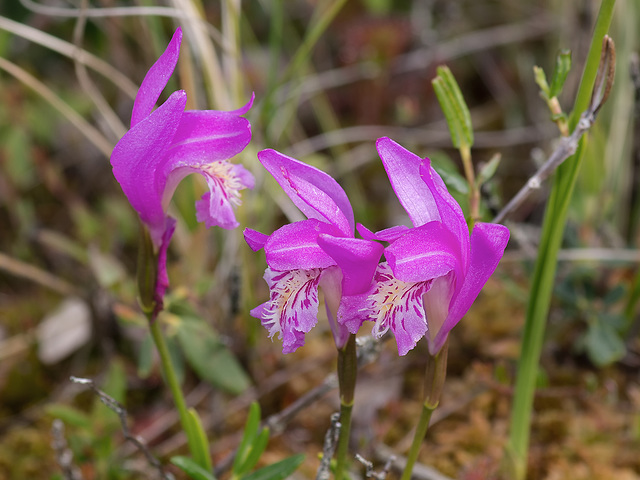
xmin=240 ymin=454 xmax=305 ymax=480
xmin=432 ymin=65 xmax=473 ymax=149
xmin=239 ymin=428 xmax=270 ymax=475
xmin=582 ymin=318 xmax=626 ymax=367
xmin=176 ymin=315 xmax=251 ymax=394
xmin=233 ymin=402 xmax=262 ymax=475
xmin=533 ymin=65 xmax=550 ymax=99
xmin=549 ymin=49 xmax=572 ymax=98
xmin=185 ymin=408 xmax=213 ymax=472
xmin=477 ymin=153 xmax=501 ymax=186
xmin=171 ymin=456 xmax=216 ymax=480
xmin=45 ymin=404 xmax=92 ymax=430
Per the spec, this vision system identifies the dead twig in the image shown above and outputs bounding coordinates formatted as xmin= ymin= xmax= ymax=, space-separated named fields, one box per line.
xmin=51 ymin=419 xmax=83 ymax=480
xmin=70 ymin=376 xmax=174 ymax=480
xmin=316 ymin=413 xmax=341 ymax=480
xmin=493 ymin=36 xmax=616 ymax=224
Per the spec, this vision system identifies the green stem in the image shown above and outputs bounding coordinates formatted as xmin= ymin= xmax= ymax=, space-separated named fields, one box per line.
xmin=335 ymin=334 xmax=357 ymax=480
xmin=506 ymin=2 xmax=615 ymax=478
xmin=149 ymin=319 xmax=203 ymax=466
xmin=401 ymin=340 xmax=449 ymax=480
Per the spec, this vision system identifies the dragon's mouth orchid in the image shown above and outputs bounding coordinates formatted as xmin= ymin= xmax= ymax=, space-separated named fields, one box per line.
xmin=109 ymin=28 xmax=253 ymax=309
xmin=244 ymin=150 xmax=383 ymax=353
xmin=346 ymin=137 xmax=509 ymax=356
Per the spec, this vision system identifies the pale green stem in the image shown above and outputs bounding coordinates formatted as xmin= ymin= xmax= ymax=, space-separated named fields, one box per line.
xmin=335 ymin=334 xmax=357 ymax=480
xmin=506 ymin=2 xmax=616 ymax=478
xmin=401 ymin=340 xmax=449 ymax=480
xmin=149 ymin=318 xmax=203 ymax=465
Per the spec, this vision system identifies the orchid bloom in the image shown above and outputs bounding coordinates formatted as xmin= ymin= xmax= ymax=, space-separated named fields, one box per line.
xmin=110 ymin=28 xmax=253 ymax=304
xmin=244 ymin=150 xmax=384 ymax=354
xmin=345 ymin=137 xmax=509 ymax=356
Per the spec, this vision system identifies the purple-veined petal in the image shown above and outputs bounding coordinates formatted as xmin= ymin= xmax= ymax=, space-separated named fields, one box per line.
xmin=264 ymin=219 xmax=338 ymax=271
xmin=131 ymin=28 xmax=182 ymax=127
xmin=385 ymin=222 xmax=461 ymax=283
xmin=364 ymin=263 xmax=431 ymax=356
xmin=251 ymin=267 xmax=323 ymax=354
xmin=317 ymin=234 xmax=383 ymax=295
xmin=376 ymin=137 xmax=441 ymax=227
xmin=336 ymin=288 xmax=373 ymax=334
xmin=166 ymin=110 xmax=252 ymax=164
xmin=356 ymin=223 xmax=410 ymax=243
xmin=257 ymin=149 xmax=354 ymax=235
xmin=244 ymin=228 xmax=269 ymax=252
xmin=419 ymin=159 xmax=470 ymax=269
xmin=110 ymin=90 xmax=187 ymax=246
xmin=429 ymin=222 xmax=509 ymax=354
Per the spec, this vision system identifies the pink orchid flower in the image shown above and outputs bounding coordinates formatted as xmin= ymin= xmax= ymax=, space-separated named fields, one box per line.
xmin=110 ymin=28 xmax=254 ymax=305
xmin=344 ymin=137 xmax=510 ymax=356
xmin=244 ymin=150 xmax=384 ymax=354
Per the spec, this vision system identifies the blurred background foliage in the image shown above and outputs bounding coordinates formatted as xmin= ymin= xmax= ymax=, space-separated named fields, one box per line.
xmin=0 ymin=0 xmax=639 ymax=479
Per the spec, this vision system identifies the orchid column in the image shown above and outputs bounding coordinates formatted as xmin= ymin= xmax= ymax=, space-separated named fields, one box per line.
xmin=109 ymin=28 xmax=254 ymax=470
xmin=244 ymin=150 xmax=383 ymax=479
xmin=343 ymin=138 xmax=509 ymax=479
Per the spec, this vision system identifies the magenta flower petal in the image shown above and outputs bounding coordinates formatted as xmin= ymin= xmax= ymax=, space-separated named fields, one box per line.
xmin=429 ymin=222 xmax=510 ymax=354
xmin=356 ymin=223 xmax=410 ymax=242
xmin=385 ymin=222 xmax=461 ymax=283
xmin=264 ymin=220 xmax=337 ymax=271
xmin=168 ymin=110 xmax=252 ymax=163
xmin=111 ymin=90 xmax=187 ymax=245
xmin=317 ymin=234 xmax=383 ymax=295
xmin=251 ymin=267 xmax=323 ymax=354
xmin=244 ymin=228 xmax=269 ymax=251
xmin=131 ymin=28 xmax=182 ymax=127
xmin=376 ymin=137 xmax=441 ymax=227
xmin=257 ymin=149 xmax=354 ymax=235
xmin=419 ymin=159 xmax=469 ymax=268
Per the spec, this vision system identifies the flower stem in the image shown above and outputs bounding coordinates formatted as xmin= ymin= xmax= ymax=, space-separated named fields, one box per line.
xmin=335 ymin=333 xmax=357 ymax=480
xmin=401 ymin=340 xmax=449 ymax=480
xmin=505 ymin=1 xmax=615 ymax=478
xmin=149 ymin=318 xmax=205 ymax=467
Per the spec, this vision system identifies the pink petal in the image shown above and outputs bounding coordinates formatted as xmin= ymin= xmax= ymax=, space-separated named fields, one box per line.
xmin=385 ymin=222 xmax=462 ymax=283
xmin=264 ymin=219 xmax=338 ymax=271
xmin=166 ymin=110 xmax=252 ymax=165
xmin=131 ymin=28 xmax=182 ymax=127
xmin=419 ymin=159 xmax=470 ymax=269
xmin=317 ymin=234 xmax=383 ymax=295
xmin=430 ymin=222 xmax=509 ymax=354
xmin=110 ymin=90 xmax=187 ymax=246
xmin=356 ymin=223 xmax=411 ymax=243
xmin=257 ymin=149 xmax=354 ymax=236
xmin=244 ymin=228 xmax=269 ymax=251
xmin=376 ymin=137 xmax=440 ymax=227
xmin=251 ymin=267 xmax=323 ymax=354
xmin=227 ymin=92 xmax=255 ymax=116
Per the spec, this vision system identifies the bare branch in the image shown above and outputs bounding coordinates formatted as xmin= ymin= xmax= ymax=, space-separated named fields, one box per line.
xmin=70 ymin=376 xmax=174 ymax=480
xmin=51 ymin=419 xmax=83 ymax=480
xmin=316 ymin=413 xmax=341 ymax=480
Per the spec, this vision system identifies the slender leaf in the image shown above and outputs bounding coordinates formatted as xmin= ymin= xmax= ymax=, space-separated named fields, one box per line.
xmin=233 ymin=402 xmax=262 ymax=474
xmin=171 ymin=456 xmax=216 ymax=480
xmin=549 ymin=49 xmax=572 ymax=98
xmin=186 ymin=408 xmax=213 ymax=472
xmin=238 ymin=428 xmax=270 ymax=476
xmin=477 ymin=153 xmax=501 ymax=186
xmin=45 ymin=404 xmax=92 ymax=430
xmin=533 ymin=65 xmax=550 ymax=99
xmin=240 ymin=454 xmax=305 ymax=480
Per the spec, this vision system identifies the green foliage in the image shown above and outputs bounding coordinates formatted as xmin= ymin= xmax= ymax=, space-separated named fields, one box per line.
xmin=232 ymin=402 xmax=270 ymax=478
xmin=185 ymin=408 xmax=213 ymax=473
xmin=432 ymin=66 xmax=473 ymax=149
xmin=240 ymin=454 xmax=305 ymax=480
xmin=168 ymin=300 xmax=251 ymax=394
xmin=171 ymin=456 xmax=216 ymax=480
